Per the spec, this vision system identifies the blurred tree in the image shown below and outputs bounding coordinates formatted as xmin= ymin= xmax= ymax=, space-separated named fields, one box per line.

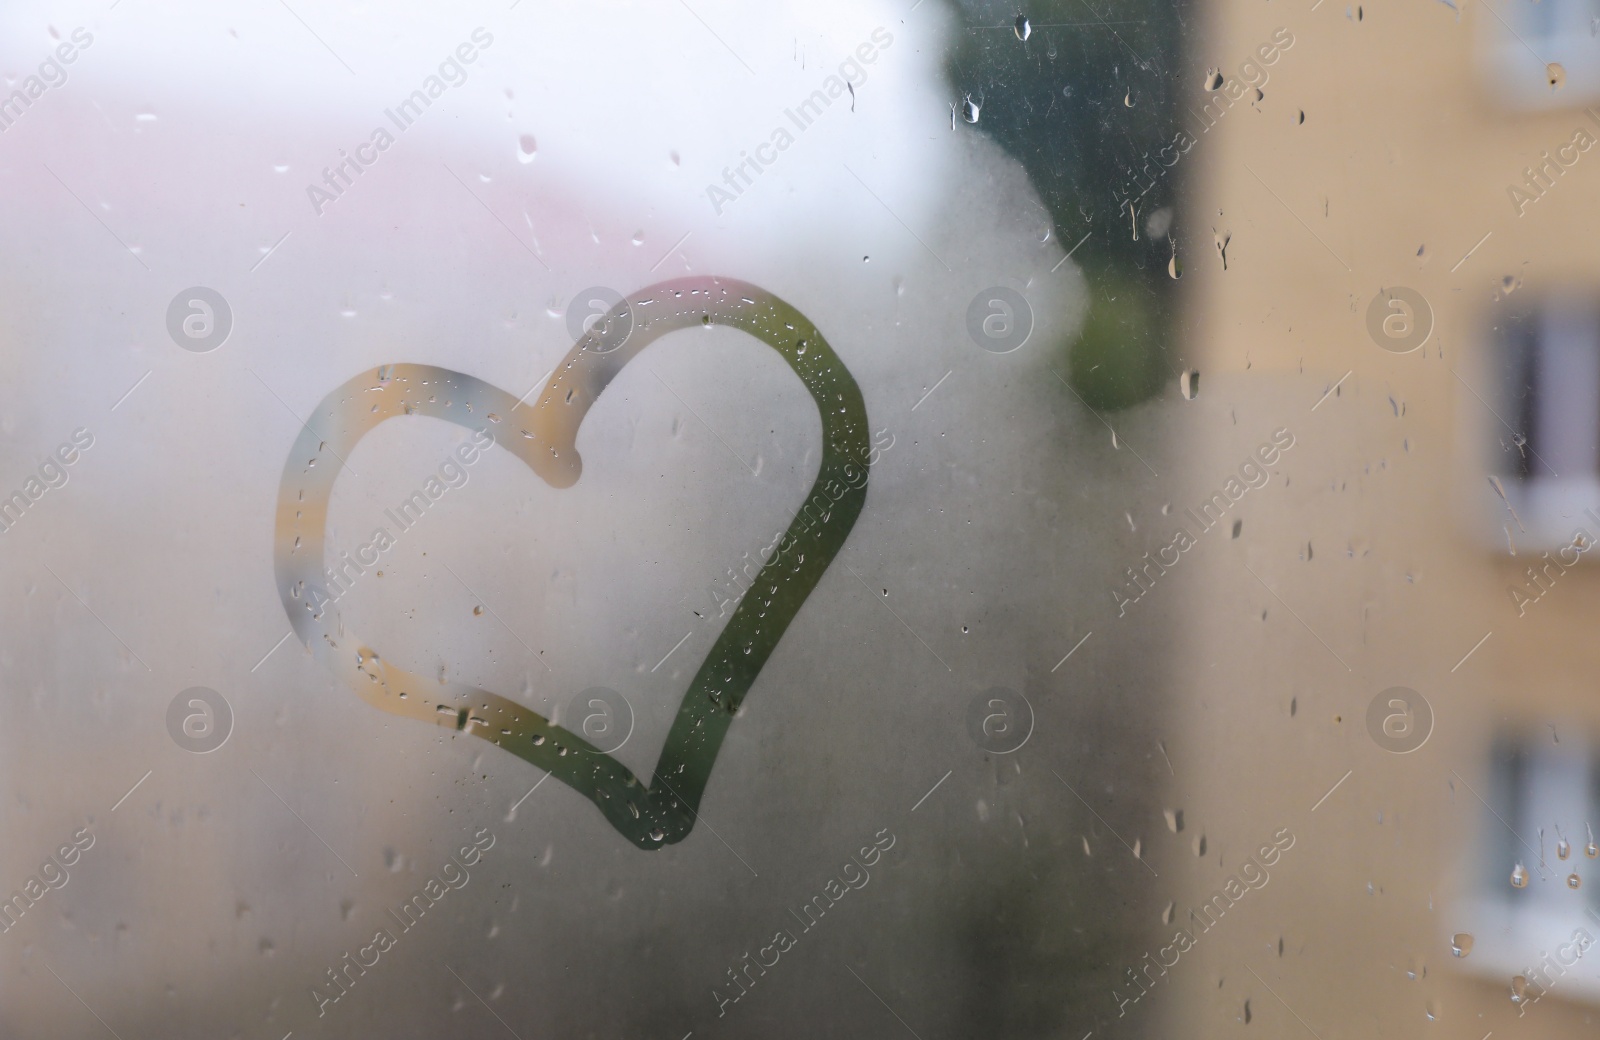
xmin=947 ymin=0 xmax=1188 ymax=410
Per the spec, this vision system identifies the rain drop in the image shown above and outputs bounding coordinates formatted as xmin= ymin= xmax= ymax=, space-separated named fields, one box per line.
xmin=1451 ymin=933 xmax=1474 ymax=958
xmin=1014 ymin=14 xmax=1032 ymax=40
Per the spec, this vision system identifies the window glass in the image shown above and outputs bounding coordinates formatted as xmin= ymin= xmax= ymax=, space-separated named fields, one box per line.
xmin=2 ymin=0 xmax=1597 ymax=1037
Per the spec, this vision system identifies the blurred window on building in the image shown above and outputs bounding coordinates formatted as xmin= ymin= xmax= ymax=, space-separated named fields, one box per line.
xmin=1489 ymin=297 xmax=1600 ymax=549
xmin=1487 ymin=0 xmax=1600 ymax=106
xmin=1455 ymin=736 xmax=1600 ymax=1000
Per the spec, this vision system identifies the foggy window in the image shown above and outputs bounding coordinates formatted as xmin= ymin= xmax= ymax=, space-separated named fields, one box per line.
xmin=5 ymin=1 xmax=1600 ymax=1038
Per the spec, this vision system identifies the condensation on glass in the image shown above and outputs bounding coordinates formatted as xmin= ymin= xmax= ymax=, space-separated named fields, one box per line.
xmin=0 ymin=0 xmax=1593 ymax=1036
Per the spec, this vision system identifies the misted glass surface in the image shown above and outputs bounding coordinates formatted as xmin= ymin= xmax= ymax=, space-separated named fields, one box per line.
xmin=0 ymin=0 xmax=1591 ymax=1036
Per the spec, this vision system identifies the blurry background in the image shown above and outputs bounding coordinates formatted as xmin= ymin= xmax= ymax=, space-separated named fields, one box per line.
xmin=0 ymin=0 xmax=1594 ymax=1037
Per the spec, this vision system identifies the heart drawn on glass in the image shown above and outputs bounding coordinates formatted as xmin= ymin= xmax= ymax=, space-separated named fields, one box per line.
xmin=273 ymin=277 xmax=870 ymax=849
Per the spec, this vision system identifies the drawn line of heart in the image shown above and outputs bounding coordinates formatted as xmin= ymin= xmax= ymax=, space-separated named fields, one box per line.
xmin=273 ymin=277 xmax=870 ymax=849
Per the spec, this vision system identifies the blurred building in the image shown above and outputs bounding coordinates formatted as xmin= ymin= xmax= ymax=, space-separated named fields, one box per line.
xmin=1156 ymin=0 xmax=1600 ymax=1033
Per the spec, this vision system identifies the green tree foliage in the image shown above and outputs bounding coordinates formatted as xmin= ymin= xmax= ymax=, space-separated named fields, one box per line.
xmin=948 ymin=0 xmax=1187 ymax=409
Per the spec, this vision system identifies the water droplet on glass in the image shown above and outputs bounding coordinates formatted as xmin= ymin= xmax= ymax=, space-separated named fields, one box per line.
xmin=1451 ymin=933 xmax=1474 ymax=958
xmin=518 ymin=134 xmax=538 ymax=162
xmin=1511 ymin=863 xmax=1528 ymax=888
xmin=962 ymin=94 xmax=981 ymax=123
xmin=1558 ymin=838 xmax=1572 ymax=860
xmin=1569 ymin=873 xmax=1582 ymax=889
xmin=1548 ymin=62 xmax=1566 ymax=89
xmin=1014 ymin=14 xmax=1031 ymax=40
